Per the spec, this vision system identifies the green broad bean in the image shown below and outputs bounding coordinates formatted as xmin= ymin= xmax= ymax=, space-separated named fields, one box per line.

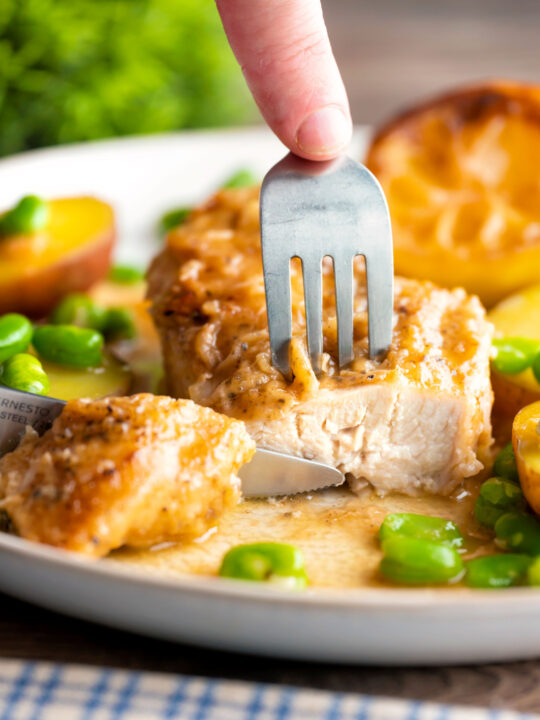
xmin=480 ymin=478 xmax=523 ymax=506
xmin=0 ymin=313 xmax=33 ymax=363
xmin=532 ymin=352 xmax=540 ymax=385
xmin=379 ymin=536 xmax=464 ymax=585
xmin=379 ymin=513 xmax=463 ymax=548
xmin=50 ymin=293 xmax=107 ymax=331
xmin=108 ymin=265 xmax=145 ymax=284
xmin=0 ymin=195 xmax=49 ymax=236
xmin=527 ymin=557 xmax=540 ymax=585
xmin=492 ymin=338 xmax=540 ymax=375
xmin=493 ymin=443 xmax=519 ymax=483
xmin=222 ymin=168 xmax=258 ymax=189
xmin=103 ymin=307 xmax=136 ymax=340
xmin=159 ymin=207 xmax=192 ymax=234
xmin=219 ymin=542 xmax=308 ymax=588
xmin=494 ymin=512 xmax=540 ymax=555
xmin=0 ymin=353 xmax=49 ymax=395
xmin=33 ymin=325 xmax=103 ymax=368
xmin=475 ymin=495 xmax=507 ymax=529
xmin=479 ymin=478 xmax=525 ymax=518
xmin=465 ymin=554 xmax=532 ymax=588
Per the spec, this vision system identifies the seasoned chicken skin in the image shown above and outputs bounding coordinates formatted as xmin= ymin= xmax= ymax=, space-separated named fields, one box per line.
xmin=0 ymin=394 xmax=255 ymax=557
xmin=147 ymin=188 xmax=494 ymax=497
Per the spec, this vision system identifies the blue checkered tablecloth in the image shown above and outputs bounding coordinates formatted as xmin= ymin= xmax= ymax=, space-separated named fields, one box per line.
xmin=0 ymin=660 xmax=536 ymax=720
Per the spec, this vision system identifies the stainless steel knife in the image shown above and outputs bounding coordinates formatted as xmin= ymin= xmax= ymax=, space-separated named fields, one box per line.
xmin=0 ymin=386 xmax=345 ymax=497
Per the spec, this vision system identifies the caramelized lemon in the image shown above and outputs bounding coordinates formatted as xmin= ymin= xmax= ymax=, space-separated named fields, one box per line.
xmin=366 ymin=82 xmax=540 ymax=307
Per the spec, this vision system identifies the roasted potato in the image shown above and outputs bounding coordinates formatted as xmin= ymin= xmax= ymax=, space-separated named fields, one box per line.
xmin=90 ymin=280 xmax=160 ymax=360
xmin=42 ymin=353 xmax=131 ymax=401
xmin=488 ymin=284 xmax=540 ymax=426
xmin=366 ymin=81 xmax=540 ymax=307
xmin=0 ymin=196 xmax=115 ymax=317
xmin=90 ymin=280 xmax=162 ymax=393
xmin=513 ymin=401 xmax=540 ymax=515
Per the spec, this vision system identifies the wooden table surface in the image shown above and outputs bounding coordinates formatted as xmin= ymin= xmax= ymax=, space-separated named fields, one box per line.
xmin=2 ymin=590 xmax=540 ymax=714
xmin=2 ymin=0 xmax=540 ymax=714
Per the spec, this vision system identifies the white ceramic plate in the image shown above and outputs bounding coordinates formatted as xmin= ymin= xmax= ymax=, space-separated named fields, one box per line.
xmin=0 ymin=129 xmax=539 ymax=666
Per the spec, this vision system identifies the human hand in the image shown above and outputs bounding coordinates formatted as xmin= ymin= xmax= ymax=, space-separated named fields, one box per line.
xmin=216 ymin=0 xmax=352 ymax=161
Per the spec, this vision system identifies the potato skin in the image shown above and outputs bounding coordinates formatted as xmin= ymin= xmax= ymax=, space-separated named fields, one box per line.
xmin=0 ymin=230 xmax=114 ymax=318
xmin=491 ymin=370 xmax=540 ymax=445
xmin=0 ymin=196 xmax=115 ymax=318
xmin=492 ymin=369 xmax=540 ymax=420
xmin=366 ymin=81 xmax=540 ymax=308
xmin=488 ymin=283 xmax=540 ymax=441
xmin=513 ymin=401 xmax=540 ymax=516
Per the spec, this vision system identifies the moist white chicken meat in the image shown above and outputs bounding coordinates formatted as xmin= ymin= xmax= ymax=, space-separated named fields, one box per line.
xmin=147 ymin=187 xmax=494 ymax=496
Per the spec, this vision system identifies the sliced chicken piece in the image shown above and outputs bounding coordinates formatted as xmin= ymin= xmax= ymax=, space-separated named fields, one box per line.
xmin=147 ymin=189 xmax=494 ymax=495
xmin=0 ymin=394 xmax=255 ymax=557
xmin=147 ymin=188 xmax=494 ymax=497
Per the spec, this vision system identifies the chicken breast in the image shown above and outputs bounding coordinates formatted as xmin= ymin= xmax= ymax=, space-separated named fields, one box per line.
xmin=0 ymin=394 xmax=255 ymax=556
xmin=147 ymin=188 xmax=493 ymax=496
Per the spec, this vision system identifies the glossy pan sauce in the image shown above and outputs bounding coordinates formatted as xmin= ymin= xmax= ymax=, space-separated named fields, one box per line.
xmin=112 ymin=482 xmax=496 ymax=589
xmin=101 ymin=281 xmax=496 ymax=589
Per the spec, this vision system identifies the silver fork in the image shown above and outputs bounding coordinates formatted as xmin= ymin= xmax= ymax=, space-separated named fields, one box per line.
xmin=260 ymin=153 xmax=394 ymax=375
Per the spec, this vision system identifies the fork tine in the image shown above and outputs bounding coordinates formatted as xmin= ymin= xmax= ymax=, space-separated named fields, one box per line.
xmin=332 ymin=252 xmax=354 ymax=367
xmin=365 ymin=251 xmax=394 ymax=358
xmin=260 ymin=152 xmax=394 ymax=374
xmin=262 ymin=253 xmax=292 ymax=377
xmin=301 ymin=256 xmax=323 ymax=374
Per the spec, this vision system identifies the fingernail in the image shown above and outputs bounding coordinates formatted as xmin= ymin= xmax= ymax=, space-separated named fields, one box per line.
xmin=295 ymin=106 xmax=352 ymax=157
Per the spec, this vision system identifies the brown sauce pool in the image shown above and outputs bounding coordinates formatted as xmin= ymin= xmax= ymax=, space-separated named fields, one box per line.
xmin=97 ymin=281 xmax=497 ymax=590
xmin=111 ymin=481 xmax=496 ymax=589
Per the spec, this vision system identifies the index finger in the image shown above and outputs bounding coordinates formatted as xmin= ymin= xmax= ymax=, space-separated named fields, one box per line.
xmin=216 ymin=0 xmax=352 ymax=160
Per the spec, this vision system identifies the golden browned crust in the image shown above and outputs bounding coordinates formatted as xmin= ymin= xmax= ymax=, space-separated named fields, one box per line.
xmin=0 ymin=394 xmax=255 ymax=556
xmin=369 ymin=81 xmax=540 ymax=154
xmin=147 ymin=188 xmax=494 ymax=490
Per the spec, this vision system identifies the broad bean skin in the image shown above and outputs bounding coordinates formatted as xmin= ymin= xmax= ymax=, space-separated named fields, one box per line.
xmin=0 ymin=313 xmax=33 ymax=363
xmin=219 ymin=542 xmax=308 ymax=589
xmin=0 ymin=195 xmax=49 ymax=236
xmin=465 ymin=554 xmax=531 ymax=589
xmin=33 ymin=324 xmax=103 ymax=368
xmin=493 ymin=443 xmax=519 ymax=483
xmin=379 ymin=513 xmax=463 ymax=548
xmin=379 ymin=536 xmax=464 ymax=585
xmin=50 ymin=294 xmax=107 ymax=331
xmin=0 ymin=353 xmax=49 ymax=395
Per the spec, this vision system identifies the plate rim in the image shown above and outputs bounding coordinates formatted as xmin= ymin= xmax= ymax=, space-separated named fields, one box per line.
xmin=1 ymin=529 xmax=539 ymax=612
xmin=0 ymin=124 xmax=369 ymax=171
xmin=0 ymin=128 xmax=532 ymax=618
xmin=0 ymin=125 xmax=278 ymax=163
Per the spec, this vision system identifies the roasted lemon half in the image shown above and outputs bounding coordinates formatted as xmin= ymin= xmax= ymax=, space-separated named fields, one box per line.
xmin=366 ymin=81 xmax=540 ymax=307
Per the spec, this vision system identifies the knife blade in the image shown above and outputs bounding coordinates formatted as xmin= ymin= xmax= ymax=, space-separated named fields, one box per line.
xmin=239 ymin=448 xmax=345 ymax=497
xmin=0 ymin=386 xmax=345 ymax=497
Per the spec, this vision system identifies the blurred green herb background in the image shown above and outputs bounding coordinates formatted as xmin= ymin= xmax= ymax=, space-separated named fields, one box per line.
xmin=0 ymin=0 xmax=255 ymax=156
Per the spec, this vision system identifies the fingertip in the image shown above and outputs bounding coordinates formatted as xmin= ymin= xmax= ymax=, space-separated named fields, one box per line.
xmin=294 ymin=105 xmax=352 ymax=161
